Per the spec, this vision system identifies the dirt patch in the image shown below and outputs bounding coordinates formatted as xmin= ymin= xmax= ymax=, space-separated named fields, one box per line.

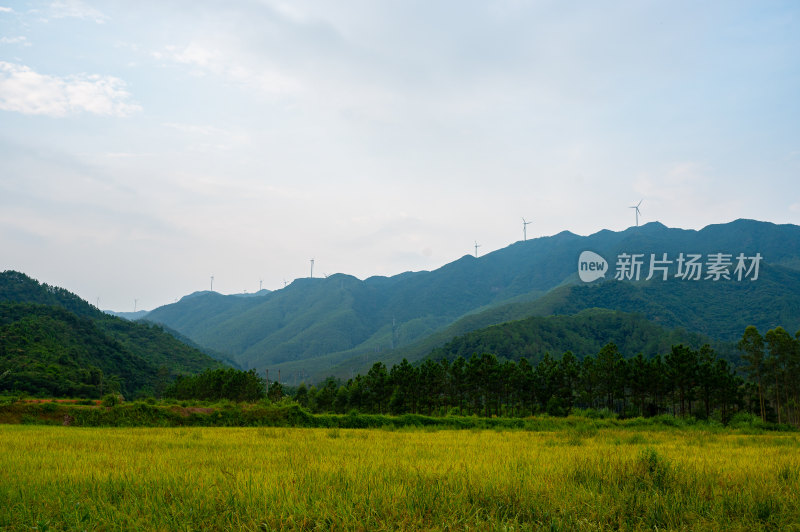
xmin=22 ymin=399 xmax=99 ymax=405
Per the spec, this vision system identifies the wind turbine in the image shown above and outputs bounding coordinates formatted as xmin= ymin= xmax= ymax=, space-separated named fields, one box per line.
xmin=310 ymin=259 xmax=315 ymax=278
xmin=522 ymin=217 xmax=532 ymax=241
xmin=474 ymin=241 xmax=481 ymax=258
xmin=210 ymin=275 xmax=214 ymax=291
xmin=630 ymin=200 xmax=643 ymax=227
xmin=259 ymin=279 xmax=263 ymax=292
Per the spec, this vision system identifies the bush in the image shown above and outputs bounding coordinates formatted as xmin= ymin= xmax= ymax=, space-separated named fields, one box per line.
xmin=0 ymin=395 xmax=20 ymax=406
xmin=728 ymin=412 xmax=764 ymax=431
xmin=40 ymin=401 xmax=59 ymax=413
xmin=633 ymin=448 xmax=675 ymax=492
xmin=101 ymin=394 xmax=122 ymax=407
xmin=574 ymin=408 xmax=617 ymax=419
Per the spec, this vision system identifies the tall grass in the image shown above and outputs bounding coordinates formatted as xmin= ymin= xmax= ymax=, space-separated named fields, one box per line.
xmin=1 ymin=425 xmax=798 ymax=530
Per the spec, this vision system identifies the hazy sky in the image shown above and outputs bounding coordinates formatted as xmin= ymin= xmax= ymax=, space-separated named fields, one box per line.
xmin=1 ymin=1 xmax=799 ymax=311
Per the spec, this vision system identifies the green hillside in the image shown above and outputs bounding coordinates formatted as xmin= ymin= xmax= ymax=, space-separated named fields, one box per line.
xmin=0 ymin=303 xmax=156 ymax=397
xmin=427 ymin=309 xmax=712 ymax=364
xmin=331 ymin=261 xmax=800 ymax=379
xmin=0 ymin=271 xmax=226 ymax=397
xmin=549 ymin=264 xmax=800 ymax=340
xmin=142 ymin=220 xmax=800 ymax=381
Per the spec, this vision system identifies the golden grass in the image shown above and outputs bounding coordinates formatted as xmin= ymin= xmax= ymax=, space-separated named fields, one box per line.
xmin=1 ymin=425 xmax=798 ymax=530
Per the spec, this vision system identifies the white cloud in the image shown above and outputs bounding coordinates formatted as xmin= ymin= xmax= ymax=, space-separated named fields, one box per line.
xmin=0 ymin=7 xmax=13 ymax=13
xmin=167 ymin=42 xmax=221 ymax=69
xmin=155 ymin=41 xmax=302 ymax=96
xmin=0 ymin=36 xmax=30 ymax=46
xmin=48 ymin=0 xmax=107 ymax=24
xmin=0 ymin=62 xmax=141 ymax=117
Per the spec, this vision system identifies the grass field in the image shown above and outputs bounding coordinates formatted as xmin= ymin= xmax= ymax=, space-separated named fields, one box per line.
xmin=1 ymin=425 xmax=799 ymax=531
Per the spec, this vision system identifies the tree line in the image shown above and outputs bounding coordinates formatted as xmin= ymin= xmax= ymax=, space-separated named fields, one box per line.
xmin=738 ymin=326 xmax=800 ymax=426
xmin=296 ymin=343 xmax=741 ymax=421
xmin=294 ymin=325 xmax=799 ymax=424
xmin=152 ymin=324 xmax=800 ymax=426
xmin=164 ymin=368 xmax=266 ymax=402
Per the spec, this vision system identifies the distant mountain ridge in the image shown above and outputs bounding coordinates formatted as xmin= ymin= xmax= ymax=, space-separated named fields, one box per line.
xmin=106 ymin=310 xmax=150 ymax=321
xmin=143 ymin=219 xmax=800 ymax=381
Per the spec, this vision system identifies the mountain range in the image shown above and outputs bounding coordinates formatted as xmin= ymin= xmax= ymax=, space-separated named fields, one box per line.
xmin=141 ymin=219 xmax=800 ymax=382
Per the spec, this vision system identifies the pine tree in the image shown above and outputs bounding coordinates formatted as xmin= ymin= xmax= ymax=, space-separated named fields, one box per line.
xmin=739 ymin=326 xmax=766 ymax=421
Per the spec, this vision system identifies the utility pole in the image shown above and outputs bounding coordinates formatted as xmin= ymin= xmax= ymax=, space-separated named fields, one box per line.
xmin=265 ymin=369 xmax=269 ymax=397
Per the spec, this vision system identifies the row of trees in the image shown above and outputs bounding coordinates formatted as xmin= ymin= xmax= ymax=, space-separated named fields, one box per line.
xmin=293 ymin=326 xmax=799 ymax=424
xmin=164 ymin=368 xmax=266 ymax=402
xmin=295 ymin=342 xmax=743 ymax=421
xmin=159 ymin=325 xmax=799 ymax=426
xmin=739 ymin=326 xmax=800 ymax=425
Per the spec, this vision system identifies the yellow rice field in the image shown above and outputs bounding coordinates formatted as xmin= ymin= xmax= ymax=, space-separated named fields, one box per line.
xmin=1 ymin=425 xmax=799 ymax=530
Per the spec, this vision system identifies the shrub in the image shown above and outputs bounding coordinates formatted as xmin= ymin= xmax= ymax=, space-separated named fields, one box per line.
xmin=633 ymin=448 xmax=675 ymax=492
xmin=101 ymin=394 xmax=122 ymax=407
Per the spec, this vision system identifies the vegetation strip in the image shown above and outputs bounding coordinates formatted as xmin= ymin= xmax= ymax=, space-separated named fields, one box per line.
xmin=0 ymin=397 xmax=792 ymax=432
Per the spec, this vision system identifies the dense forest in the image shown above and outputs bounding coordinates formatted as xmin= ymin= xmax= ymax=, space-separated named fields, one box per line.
xmin=428 ymin=309 xmax=714 ymax=364
xmin=0 ymin=303 xmax=156 ymax=398
xmin=163 ymin=324 xmax=799 ymax=427
xmin=163 ymin=368 xmax=268 ymax=403
xmin=292 ymin=325 xmax=798 ymax=425
xmin=0 ymin=271 xmax=224 ymax=397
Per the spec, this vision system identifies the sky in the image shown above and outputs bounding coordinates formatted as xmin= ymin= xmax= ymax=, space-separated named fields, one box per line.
xmin=1 ymin=1 xmax=799 ymax=311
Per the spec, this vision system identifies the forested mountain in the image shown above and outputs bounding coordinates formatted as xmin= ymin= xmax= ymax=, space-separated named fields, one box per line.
xmin=0 ymin=303 xmax=157 ymax=397
xmin=541 ymin=263 xmax=800 ymax=339
xmin=345 ymin=260 xmax=800 ymax=376
xmin=0 ymin=271 xmax=225 ymax=397
xmin=142 ymin=219 xmax=800 ymax=381
xmin=427 ymin=309 xmax=711 ymax=364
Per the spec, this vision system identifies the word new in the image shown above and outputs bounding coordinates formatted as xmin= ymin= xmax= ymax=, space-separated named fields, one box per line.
xmin=578 ymin=251 xmax=608 ymax=283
